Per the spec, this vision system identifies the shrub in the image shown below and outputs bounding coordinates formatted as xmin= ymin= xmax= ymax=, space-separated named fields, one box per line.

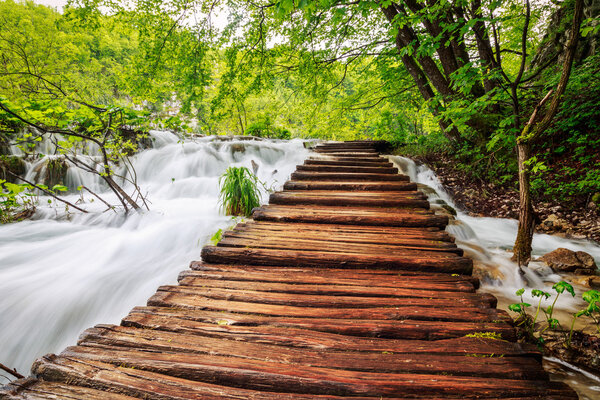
xmin=218 ymin=166 xmax=261 ymax=217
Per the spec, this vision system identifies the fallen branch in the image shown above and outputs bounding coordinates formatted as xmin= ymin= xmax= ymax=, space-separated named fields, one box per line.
xmin=0 ymin=362 xmax=24 ymax=380
xmin=4 ymin=170 xmax=88 ymax=213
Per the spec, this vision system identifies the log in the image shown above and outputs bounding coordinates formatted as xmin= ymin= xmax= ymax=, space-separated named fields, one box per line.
xmin=187 ymin=262 xmax=479 ymax=290
xmin=80 ymin=324 xmax=541 ymax=359
xmin=124 ymin=306 xmax=517 ymax=340
xmin=175 ymin=276 xmax=494 ymax=306
xmin=155 ymin=284 xmax=492 ymax=309
xmin=291 ymin=172 xmax=409 ymax=181
xmin=252 ymin=205 xmax=449 ymax=227
xmin=296 ymin=165 xmax=399 ymax=174
xmin=148 ymin=287 xmax=509 ymax=322
xmin=201 ymin=246 xmax=473 ymax=274
xmin=0 ymin=378 xmax=138 ymax=400
xmin=309 ymin=156 xmax=390 ymax=163
xmin=269 ymin=191 xmax=430 ymax=208
xmin=283 ymin=180 xmax=418 ymax=191
xmin=305 ymin=159 xmax=394 ymax=167
xmin=62 ymin=343 xmax=547 ymax=382
xmin=217 ymin=234 xmax=464 ymax=256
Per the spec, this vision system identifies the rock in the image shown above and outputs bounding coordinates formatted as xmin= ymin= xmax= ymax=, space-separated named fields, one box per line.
xmin=0 ymin=156 xmax=26 ymax=183
xmin=542 ymin=214 xmax=567 ymax=230
xmin=441 ymin=204 xmax=457 ymax=216
xmin=539 ymin=248 xmax=598 ymax=273
xmin=229 ymin=143 xmax=246 ymax=154
xmin=590 ymin=276 xmax=600 ymax=289
xmin=528 ymin=261 xmax=554 ymax=278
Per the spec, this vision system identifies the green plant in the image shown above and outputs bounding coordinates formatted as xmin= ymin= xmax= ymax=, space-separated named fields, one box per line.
xmin=210 ymin=228 xmax=223 ymax=245
xmin=218 ymin=166 xmax=262 ymax=217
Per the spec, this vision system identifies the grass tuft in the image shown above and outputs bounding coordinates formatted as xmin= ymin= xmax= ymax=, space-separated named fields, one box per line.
xmin=218 ymin=166 xmax=261 ymax=217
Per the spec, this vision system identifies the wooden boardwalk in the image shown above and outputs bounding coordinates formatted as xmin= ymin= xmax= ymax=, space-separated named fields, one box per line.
xmin=1 ymin=141 xmax=577 ymax=399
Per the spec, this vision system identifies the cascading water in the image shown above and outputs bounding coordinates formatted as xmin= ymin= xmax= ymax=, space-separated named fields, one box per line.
xmin=390 ymin=155 xmax=600 ymax=399
xmin=0 ymin=131 xmax=309 ymax=384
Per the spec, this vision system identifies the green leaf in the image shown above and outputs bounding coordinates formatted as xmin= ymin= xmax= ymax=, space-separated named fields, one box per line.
xmin=552 ymin=281 xmax=575 ymax=296
xmin=515 ymin=288 xmax=525 ymax=296
xmin=52 ymin=184 xmax=68 ymax=192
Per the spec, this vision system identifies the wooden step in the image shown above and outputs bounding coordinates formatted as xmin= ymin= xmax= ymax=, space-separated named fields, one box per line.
xmin=123 ymin=306 xmax=517 ymax=340
xmin=0 ymin=379 xmax=138 ymax=400
xmin=269 ymin=190 xmax=430 ymax=208
xmin=291 ymin=172 xmax=409 ymax=181
xmin=284 ymin=180 xmax=418 ymax=191
xmin=296 ymin=165 xmax=399 ymax=174
xmin=252 ymin=204 xmax=449 ymax=227
xmin=305 ymin=159 xmax=393 ymax=167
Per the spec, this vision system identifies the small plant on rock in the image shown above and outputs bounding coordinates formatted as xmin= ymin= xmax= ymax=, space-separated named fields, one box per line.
xmin=218 ymin=166 xmax=262 ymax=217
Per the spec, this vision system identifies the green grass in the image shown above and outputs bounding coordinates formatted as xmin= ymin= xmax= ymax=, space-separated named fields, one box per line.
xmin=218 ymin=166 xmax=261 ymax=217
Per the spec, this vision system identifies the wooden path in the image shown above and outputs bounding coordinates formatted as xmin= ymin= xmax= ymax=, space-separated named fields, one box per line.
xmin=1 ymin=141 xmax=577 ymax=399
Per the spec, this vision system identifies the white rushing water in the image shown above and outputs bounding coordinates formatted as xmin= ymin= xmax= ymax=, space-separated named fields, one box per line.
xmin=0 ymin=132 xmax=309 ymax=383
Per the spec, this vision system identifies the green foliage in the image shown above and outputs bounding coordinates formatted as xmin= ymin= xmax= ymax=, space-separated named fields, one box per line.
xmin=218 ymin=166 xmax=262 ymax=217
xmin=210 ymin=228 xmax=223 ymax=245
xmin=464 ymin=332 xmax=503 ymax=340
xmin=0 ymin=179 xmax=35 ymax=223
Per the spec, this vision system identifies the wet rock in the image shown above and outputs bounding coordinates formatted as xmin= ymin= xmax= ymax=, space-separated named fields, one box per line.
xmin=440 ymin=204 xmax=457 ymax=216
xmin=0 ymin=156 xmax=26 ymax=183
xmin=230 ymin=143 xmax=246 ymax=154
xmin=471 ymin=259 xmax=505 ymax=283
xmin=541 ymin=214 xmax=568 ymax=230
xmin=416 ymin=183 xmax=437 ymax=197
xmin=528 ymin=261 xmax=554 ymax=277
xmin=542 ymin=330 xmax=600 ymax=375
xmin=590 ymin=276 xmax=600 ymax=289
xmin=539 ymin=248 xmax=598 ymax=274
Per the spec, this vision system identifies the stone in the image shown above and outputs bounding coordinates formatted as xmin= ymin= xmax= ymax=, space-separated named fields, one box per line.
xmin=542 ymin=214 xmax=566 ymax=230
xmin=540 ymin=248 xmax=598 ymax=273
xmin=590 ymin=276 xmax=600 ymax=289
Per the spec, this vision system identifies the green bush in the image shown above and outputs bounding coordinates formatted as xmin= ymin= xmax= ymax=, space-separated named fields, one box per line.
xmin=218 ymin=166 xmax=261 ymax=217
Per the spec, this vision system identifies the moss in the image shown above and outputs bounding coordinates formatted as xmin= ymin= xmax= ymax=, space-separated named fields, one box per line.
xmin=0 ymin=156 xmax=26 ymax=183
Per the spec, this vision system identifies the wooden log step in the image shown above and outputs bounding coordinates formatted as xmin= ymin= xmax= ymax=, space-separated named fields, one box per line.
xmin=229 ymin=226 xmax=455 ymax=249
xmin=269 ymin=191 xmax=429 ymax=208
xmin=296 ymin=165 xmax=399 ymax=174
xmin=252 ymin=205 xmax=448 ymax=227
xmin=217 ymin=234 xmax=464 ymax=256
xmin=187 ymin=262 xmax=479 ymax=290
xmin=60 ymin=343 xmax=547 ymax=383
xmin=33 ymin=355 xmax=577 ymax=399
xmin=284 ymin=180 xmax=418 ymax=191
xmin=148 ymin=287 xmax=508 ymax=322
xmin=123 ymin=306 xmax=517 ymax=340
xmin=315 ymin=147 xmax=379 ymax=153
xmin=0 ymin=378 xmax=138 ymax=400
xmin=305 ymin=159 xmax=394 ymax=167
xmin=154 ymin=284 xmax=493 ymax=309
xmin=311 ymin=152 xmax=382 ymax=158
xmin=30 ymin=356 xmax=359 ymax=400
xmin=80 ymin=324 xmax=541 ymax=360
xmin=201 ymin=246 xmax=473 ymax=274
xmin=175 ymin=276 xmax=491 ymax=305
xmin=309 ymin=156 xmax=390 ymax=163
xmin=238 ymin=221 xmax=453 ymax=241
xmin=291 ymin=172 xmax=409 ymax=181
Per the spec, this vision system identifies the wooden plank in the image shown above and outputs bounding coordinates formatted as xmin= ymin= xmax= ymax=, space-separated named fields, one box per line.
xmin=201 ymin=246 xmax=473 ymax=274
xmin=61 ymin=343 xmax=547 ymax=381
xmin=309 ymin=156 xmax=390 ymax=163
xmin=237 ymin=221 xmax=454 ymax=241
xmin=155 ymin=284 xmax=493 ymax=309
xmin=0 ymin=379 xmax=137 ymax=400
xmin=34 ymin=350 xmax=577 ymax=398
xmin=305 ymin=159 xmax=393 ymax=167
xmin=228 ymin=228 xmax=456 ymax=249
xmin=296 ymin=165 xmax=399 ymax=174
xmin=252 ymin=205 xmax=449 ymax=227
xmin=175 ymin=276 xmax=494 ymax=306
xmin=80 ymin=324 xmax=541 ymax=359
xmin=123 ymin=307 xmax=517 ymax=340
xmin=217 ymin=234 xmax=464 ymax=256
xmin=269 ymin=191 xmax=430 ymax=208
xmin=283 ymin=180 xmax=418 ymax=191
xmin=311 ymin=152 xmax=382 ymax=158
xmin=148 ymin=287 xmax=509 ymax=322
xmin=291 ymin=172 xmax=409 ymax=181
xmin=187 ymin=262 xmax=480 ymax=290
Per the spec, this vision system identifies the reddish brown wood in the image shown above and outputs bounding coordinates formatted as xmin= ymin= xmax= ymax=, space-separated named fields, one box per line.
xmin=291 ymin=171 xmax=409 ymax=181
xmin=269 ymin=190 xmax=430 ymax=208
xmin=296 ymin=165 xmax=399 ymax=174
xmin=284 ymin=180 xmax=418 ymax=191
xmin=305 ymin=159 xmax=393 ymax=167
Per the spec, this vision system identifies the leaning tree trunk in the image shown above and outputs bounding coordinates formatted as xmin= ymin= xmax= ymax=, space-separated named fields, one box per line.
xmin=513 ymin=142 xmax=534 ymax=266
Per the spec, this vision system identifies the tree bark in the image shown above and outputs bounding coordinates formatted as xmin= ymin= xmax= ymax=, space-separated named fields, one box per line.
xmin=512 ymin=142 xmax=534 ymax=266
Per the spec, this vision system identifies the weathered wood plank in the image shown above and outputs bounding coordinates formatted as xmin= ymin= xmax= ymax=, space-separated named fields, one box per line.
xmin=33 ymin=350 xmax=577 ymax=398
xmin=123 ymin=307 xmax=517 ymax=340
xmin=175 ymin=276 xmax=494 ymax=306
xmin=291 ymin=172 xmax=409 ymax=181
xmin=62 ymin=343 xmax=547 ymax=381
xmin=201 ymin=246 xmax=473 ymax=274
xmin=187 ymin=262 xmax=479 ymax=290
xmin=305 ymin=159 xmax=393 ymax=167
xmin=252 ymin=205 xmax=448 ymax=227
xmin=81 ymin=325 xmax=539 ymax=359
xmin=0 ymin=379 xmax=137 ymax=400
xmin=269 ymin=191 xmax=430 ymax=208
xmin=296 ymin=165 xmax=399 ymax=174
xmin=217 ymin=234 xmax=464 ymax=256
xmin=155 ymin=284 xmax=493 ymax=309
xmin=284 ymin=180 xmax=418 ymax=191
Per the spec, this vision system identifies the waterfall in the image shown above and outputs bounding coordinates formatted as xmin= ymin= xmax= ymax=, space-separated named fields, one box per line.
xmin=0 ymin=132 xmax=309 ymax=382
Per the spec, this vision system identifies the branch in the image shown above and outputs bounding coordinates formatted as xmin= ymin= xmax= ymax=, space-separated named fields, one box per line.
xmin=0 ymin=362 xmax=24 ymax=380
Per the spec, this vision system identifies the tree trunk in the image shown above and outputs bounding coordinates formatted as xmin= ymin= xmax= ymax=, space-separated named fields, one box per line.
xmin=512 ymin=142 xmax=534 ymax=266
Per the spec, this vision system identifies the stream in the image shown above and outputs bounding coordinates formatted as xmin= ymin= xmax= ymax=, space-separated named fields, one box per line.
xmin=0 ymin=138 xmax=599 ymax=398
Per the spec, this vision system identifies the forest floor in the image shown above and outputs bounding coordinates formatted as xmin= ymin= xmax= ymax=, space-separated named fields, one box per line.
xmin=413 ymin=154 xmax=600 ymax=244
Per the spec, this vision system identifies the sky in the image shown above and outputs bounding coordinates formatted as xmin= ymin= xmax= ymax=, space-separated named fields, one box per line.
xmin=34 ymin=0 xmax=67 ymax=10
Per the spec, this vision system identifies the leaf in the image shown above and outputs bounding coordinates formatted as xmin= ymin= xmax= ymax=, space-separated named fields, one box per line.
xmin=552 ymin=281 xmax=575 ymax=296
xmin=52 ymin=184 xmax=68 ymax=192
xmin=515 ymin=288 xmax=525 ymax=296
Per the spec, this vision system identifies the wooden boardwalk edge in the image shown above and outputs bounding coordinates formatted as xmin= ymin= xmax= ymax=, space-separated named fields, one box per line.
xmin=0 ymin=141 xmax=578 ymax=399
